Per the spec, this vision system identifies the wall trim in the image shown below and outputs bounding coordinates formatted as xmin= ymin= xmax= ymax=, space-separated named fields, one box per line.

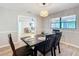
xmin=0 ymin=41 xmax=19 ymax=48
xmin=1 ymin=40 xmax=79 ymax=49
xmin=0 ymin=31 xmax=17 ymax=33
xmin=61 ymin=41 xmax=79 ymax=49
xmin=0 ymin=31 xmax=19 ymax=48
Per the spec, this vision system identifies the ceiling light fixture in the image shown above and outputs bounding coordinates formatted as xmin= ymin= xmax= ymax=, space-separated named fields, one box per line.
xmin=40 ymin=3 xmax=48 ymax=17
xmin=43 ymin=3 xmax=46 ymax=5
xmin=40 ymin=10 xmax=48 ymax=17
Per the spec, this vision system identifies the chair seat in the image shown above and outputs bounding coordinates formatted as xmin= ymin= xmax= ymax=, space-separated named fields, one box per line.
xmin=13 ymin=46 xmax=33 ymax=56
xmin=36 ymin=41 xmax=52 ymax=54
xmin=36 ymin=46 xmax=51 ymax=54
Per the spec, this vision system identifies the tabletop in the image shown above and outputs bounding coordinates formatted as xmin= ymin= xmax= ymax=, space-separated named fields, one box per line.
xmin=21 ymin=36 xmax=46 ymax=47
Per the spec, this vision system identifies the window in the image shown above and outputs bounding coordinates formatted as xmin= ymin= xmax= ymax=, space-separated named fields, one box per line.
xmin=51 ymin=18 xmax=60 ymax=29
xmin=18 ymin=16 xmax=36 ymax=34
xmin=29 ymin=18 xmax=35 ymax=33
xmin=50 ymin=15 xmax=76 ymax=29
xmin=61 ymin=15 xmax=76 ymax=29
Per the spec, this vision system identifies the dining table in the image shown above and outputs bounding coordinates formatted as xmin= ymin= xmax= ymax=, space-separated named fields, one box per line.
xmin=21 ymin=35 xmax=46 ymax=56
xmin=21 ymin=36 xmax=46 ymax=47
xmin=20 ymin=33 xmax=55 ymax=55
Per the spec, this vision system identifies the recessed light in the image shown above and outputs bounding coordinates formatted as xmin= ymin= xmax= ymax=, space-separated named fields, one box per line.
xmin=40 ymin=3 xmax=48 ymax=6
xmin=42 ymin=3 xmax=46 ymax=5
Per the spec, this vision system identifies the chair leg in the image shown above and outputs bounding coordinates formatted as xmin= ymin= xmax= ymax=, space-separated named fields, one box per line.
xmin=31 ymin=52 xmax=34 ymax=56
xmin=43 ymin=53 xmax=45 ymax=56
xmin=54 ymin=47 xmax=56 ymax=56
xmin=51 ymin=48 xmax=53 ymax=56
xmin=58 ymin=43 xmax=61 ymax=53
xmin=34 ymin=47 xmax=37 ymax=56
xmin=13 ymin=53 xmax=17 ymax=56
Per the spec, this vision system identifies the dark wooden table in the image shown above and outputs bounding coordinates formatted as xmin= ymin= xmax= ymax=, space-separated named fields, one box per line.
xmin=21 ymin=36 xmax=45 ymax=47
xmin=21 ymin=36 xmax=46 ymax=56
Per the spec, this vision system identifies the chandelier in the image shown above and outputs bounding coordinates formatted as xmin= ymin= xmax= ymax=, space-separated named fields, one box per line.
xmin=40 ymin=3 xmax=48 ymax=17
xmin=40 ymin=10 xmax=48 ymax=17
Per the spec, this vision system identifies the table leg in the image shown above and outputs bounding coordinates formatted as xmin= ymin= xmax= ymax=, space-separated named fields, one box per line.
xmin=34 ymin=47 xmax=37 ymax=56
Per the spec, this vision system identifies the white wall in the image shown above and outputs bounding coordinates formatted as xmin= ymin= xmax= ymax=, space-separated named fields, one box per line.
xmin=36 ymin=17 xmax=43 ymax=34
xmin=0 ymin=7 xmax=18 ymax=32
xmin=43 ymin=6 xmax=79 ymax=46
xmin=0 ymin=7 xmax=19 ymax=47
xmin=0 ymin=7 xmax=43 ymax=48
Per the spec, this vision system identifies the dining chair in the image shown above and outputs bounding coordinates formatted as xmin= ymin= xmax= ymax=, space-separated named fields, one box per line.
xmin=53 ymin=32 xmax=62 ymax=56
xmin=53 ymin=29 xmax=60 ymax=33
xmin=34 ymin=34 xmax=56 ymax=56
xmin=8 ymin=33 xmax=33 ymax=56
xmin=45 ymin=34 xmax=54 ymax=40
xmin=45 ymin=32 xmax=62 ymax=56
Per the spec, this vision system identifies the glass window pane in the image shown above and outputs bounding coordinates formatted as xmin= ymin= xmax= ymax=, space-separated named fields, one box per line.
xmin=61 ymin=22 xmax=76 ymax=29
xmin=67 ymin=22 xmax=76 ymax=28
xmin=51 ymin=18 xmax=60 ymax=23
xmin=61 ymin=15 xmax=76 ymax=22
xmin=51 ymin=18 xmax=60 ymax=29
xmin=30 ymin=19 xmax=35 ymax=33
xmin=51 ymin=22 xmax=60 ymax=29
xmin=61 ymin=22 xmax=67 ymax=28
xmin=61 ymin=15 xmax=76 ymax=29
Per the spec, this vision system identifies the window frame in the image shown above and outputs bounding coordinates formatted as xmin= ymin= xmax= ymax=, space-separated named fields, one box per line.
xmin=50 ymin=15 xmax=77 ymax=30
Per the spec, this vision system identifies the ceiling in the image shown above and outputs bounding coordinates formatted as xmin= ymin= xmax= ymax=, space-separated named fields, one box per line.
xmin=0 ymin=3 xmax=79 ymax=16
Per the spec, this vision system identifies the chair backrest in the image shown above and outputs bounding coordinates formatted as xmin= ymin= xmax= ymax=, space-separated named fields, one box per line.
xmin=35 ymin=34 xmax=56 ymax=53
xmin=8 ymin=33 xmax=16 ymax=55
xmin=45 ymin=34 xmax=53 ymax=40
xmin=56 ymin=32 xmax=62 ymax=41
xmin=45 ymin=34 xmax=56 ymax=50
xmin=55 ymin=32 xmax=62 ymax=45
xmin=53 ymin=29 xmax=60 ymax=33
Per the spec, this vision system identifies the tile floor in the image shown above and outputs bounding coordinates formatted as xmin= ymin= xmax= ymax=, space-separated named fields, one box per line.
xmin=0 ymin=41 xmax=79 ymax=56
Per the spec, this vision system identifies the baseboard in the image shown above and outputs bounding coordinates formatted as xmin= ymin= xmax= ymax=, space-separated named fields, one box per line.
xmin=0 ymin=31 xmax=17 ymax=33
xmin=61 ymin=41 xmax=79 ymax=49
xmin=1 ymin=40 xmax=79 ymax=49
xmin=0 ymin=31 xmax=19 ymax=48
